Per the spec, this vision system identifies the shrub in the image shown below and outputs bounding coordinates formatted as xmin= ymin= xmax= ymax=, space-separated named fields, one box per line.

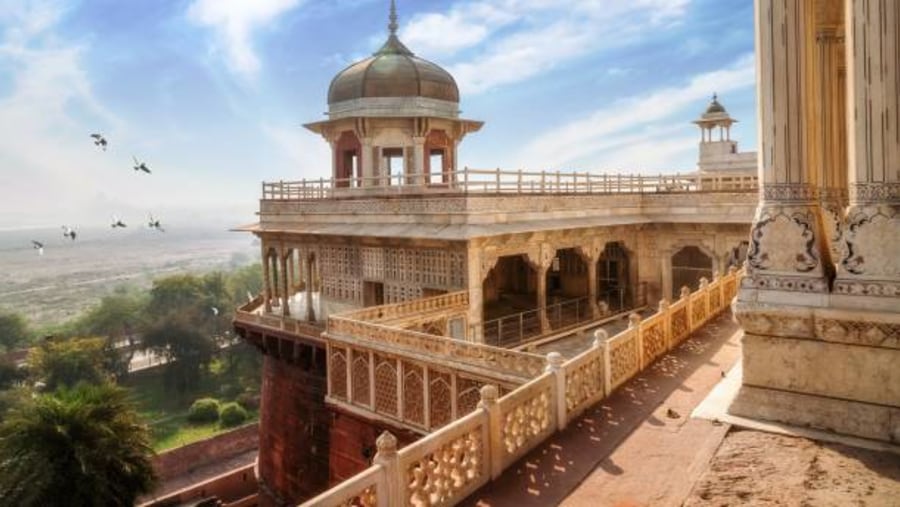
xmin=219 ymin=402 xmax=248 ymax=427
xmin=218 ymin=383 xmax=242 ymax=399
xmin=236 ymin=391 xmax=260 ymax=411
xmin=187 ymin=398 xmax=220 ymax=424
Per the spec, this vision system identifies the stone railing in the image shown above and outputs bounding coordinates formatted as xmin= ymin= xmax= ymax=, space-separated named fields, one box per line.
xmin=326 ymin=340 xmax=520 ymax=433
xmin=233 ymin=296 xmax=324 ymax=339
xmin=262 ymin=168 xmax=758 ymax=200
xmin=337 ymin=291 xmax=468 ymax=324
xmin=326 ymin=318 xmax=546 ymax=380
xmin=302 ymin=268 xmax=744 ymax=507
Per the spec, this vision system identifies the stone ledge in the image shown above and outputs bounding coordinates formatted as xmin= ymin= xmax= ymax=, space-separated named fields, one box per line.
xmin=728 ymin=384 xmax=900 ymax=443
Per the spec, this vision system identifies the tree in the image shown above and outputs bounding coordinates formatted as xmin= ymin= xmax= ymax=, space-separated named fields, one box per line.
xmin=142 ymin=315 xmax=218 ymax=395
xmin=29 ymin=337 xmax=112 ymax=391
xmin=227 ymin=263 xmax=263 ymax=307
xmin=0 ymin=313 xmax=30 ymax=352
xmin=0 ymin=382 xmax=156 ymax=506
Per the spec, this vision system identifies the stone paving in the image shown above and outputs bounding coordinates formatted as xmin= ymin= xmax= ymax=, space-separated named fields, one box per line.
xmin=462 ymin=312 xmax=742 ymax=507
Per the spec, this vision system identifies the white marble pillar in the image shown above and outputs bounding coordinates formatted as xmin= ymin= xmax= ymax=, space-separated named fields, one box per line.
xmin=305 ymin=254 xmax=316 ymax=322
xmin=737 ymin=0 xmax=832 ymax=306
xmin=262 ymin=245 xmax=272 ymax=313
xmin=833 ymin=0 xmax=900 ymax=304
xmin=280 ymin=253 xmax=290 ymax=317
xmin=361 ymin=139 xmax=374 ymax=187
xmin=412 ymin=136 xmax=426 ymax=186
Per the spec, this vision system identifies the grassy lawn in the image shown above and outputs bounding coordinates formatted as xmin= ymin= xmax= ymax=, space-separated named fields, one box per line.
xmin=123 ymin=365 xmax=259 ymax=452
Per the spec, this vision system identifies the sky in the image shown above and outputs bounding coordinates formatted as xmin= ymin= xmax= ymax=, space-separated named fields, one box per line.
xmin=0 ymin=0 xmax=757 ymax=230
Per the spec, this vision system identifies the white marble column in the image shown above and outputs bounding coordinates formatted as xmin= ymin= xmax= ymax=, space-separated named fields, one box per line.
xmin=412 ymin=136 xmax=426 ymax=186
xmin=280 ymin=253 xmax=290 ymax=317
xmin=305 ymin=254 xmax=316 ymax=322
xmin=833 ymin=0 xmax=900 ymax=304
xmin=262 ymin=245 xmax=272 ymax=313
xmin=737 ymin=0 xmax=832 ymax=305
xmin=361 ymin=138 xmax=374 ymax=187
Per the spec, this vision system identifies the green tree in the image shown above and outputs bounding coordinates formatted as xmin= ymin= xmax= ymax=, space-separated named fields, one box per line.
xmin=0 ymin=312 xmax=30 ymax=352
xmin=142 ymin=316 xmax=218 ymax=395
xmin=227 ymin=263 xmax=263 ymax=307
xmin=146 ymin=275 xmax=206 ymax=319
xmin=0 ymin=382 xmax=156 ymax=506
xmin=29 ymin=337 xmax=112 ymax=391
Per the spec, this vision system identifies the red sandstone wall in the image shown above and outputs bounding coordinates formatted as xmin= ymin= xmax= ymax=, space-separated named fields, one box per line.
xmin=328 ymin=408 xmax=419 ymax=486
xmin=153 ymin=423 xmax=259 ymax=481
xmin=257 ymin=355 xmax=330 ymax=506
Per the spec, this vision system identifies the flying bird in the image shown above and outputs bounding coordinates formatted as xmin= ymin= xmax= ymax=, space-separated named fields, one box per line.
xmin=148 ymin=214 xmax=164 ymax=232
xmin=133 ymin=156 xmax=151 ymax=174
xmin=111 ymin=215 xmax=127 ymax=228
xmin=211 ymin=307 xmax=220 ymax=317
xmin=31 ymin=240 xmax=44 ymax=256
xmin=62 ymin=226 xmax=76 ymax=241
xmin=90 ymin=133 xmax=107 ymax=151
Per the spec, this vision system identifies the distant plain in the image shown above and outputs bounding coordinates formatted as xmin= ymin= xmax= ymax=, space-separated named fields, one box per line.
xmin=0 ymin=225 xmax=257 ymax=328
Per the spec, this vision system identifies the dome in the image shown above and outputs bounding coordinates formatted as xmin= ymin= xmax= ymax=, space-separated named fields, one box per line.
xmin=704 ymin=94 xmax=727 ymax=115
xmin=327 ymin=6 xmax=459 ymax=105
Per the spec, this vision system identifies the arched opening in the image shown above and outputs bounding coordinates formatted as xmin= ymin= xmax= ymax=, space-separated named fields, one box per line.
xmin=382 ymin=147 xmax=404 ymax=186
xmin=597 ymin=242 xmax=631 ymax=312
xmin=671 ymin=246 xmax=714 ymax=299
xmin=546 ymin=248 xmax=590 ymax=328
xmin=334 ymin=131 xmax=361 ymax=187
xmin=482 ymin=255 xmax=538 ymax=345
xmin=424 ymin=130 xmax=452 ymax=185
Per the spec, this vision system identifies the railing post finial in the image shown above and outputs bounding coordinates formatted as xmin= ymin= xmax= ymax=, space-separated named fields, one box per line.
xmin=478 ymin=384 xmax=499 ymax=408
xmin=679 ymin=286 xmax=691 ymax=300
xmin=592 ymin=329 xmax=608 ymax=349
xmin=545 ymin=351 xmax=564 ymax=372
xmin=375 ymin=431 xmax=398 ymax=459
xmin=658 ymin=299 xmax=670 ymax=313
xmin=628 ymin=312 xmax=642 ymax=329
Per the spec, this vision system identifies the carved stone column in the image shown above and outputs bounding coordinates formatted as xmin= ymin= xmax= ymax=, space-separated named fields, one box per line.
xmin=833 ymin=0 xmax=900 ymax=305
xmin=305 ymin=253 xmax=316 ymax=322
xmin=412 ymin=136 xmax=426 ymax=186
xmin=262 ymin=244 xmax=273 ymax=313
xmin=528 ymin=245 xmax=554 ymax=334
xmin=737 ymin=0 xmax=832 ymax=306
xmin=361 ymin=138 xmax=375 ymax=187
xmin=280 ymin=252 xmax=290 ymax=317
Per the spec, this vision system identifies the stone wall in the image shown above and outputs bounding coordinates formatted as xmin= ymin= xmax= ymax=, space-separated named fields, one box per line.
xmin=153 ymin=423 xmax=259 ymax=482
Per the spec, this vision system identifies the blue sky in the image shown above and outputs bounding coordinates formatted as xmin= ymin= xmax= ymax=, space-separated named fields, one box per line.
xmin=0 ymin=0 xmax=756 ymax=229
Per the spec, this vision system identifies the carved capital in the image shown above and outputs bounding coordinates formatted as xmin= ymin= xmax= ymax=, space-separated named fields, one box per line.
xmin=761 ymin=183 xmax=819 ymax=204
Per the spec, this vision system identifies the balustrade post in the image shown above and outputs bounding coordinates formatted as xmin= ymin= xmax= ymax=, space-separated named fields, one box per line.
xmin=600 ymin=329 xmax=612 ymax=395
xmin=629 ymin=313 xmax=643 ymax=369
xmin=593 ymin=329 xmax=608 ymax=398
xmin=463 ymin=166 xmax=469 ymax=193
xmin=373 ymin=431 xmax=399 ymax=506
xmin=495 ymin=167 xmax=501 ymax=193
xmin=517 ymin=169 xmax=522 ymax=193
xmin=545 ymin=352 xmax=567 ymax=430
xmin=680 ymin=285 xmax=691 ymax=331
xmin=478 ymin=385 xmax=503 ymax=480
xmin=698 ymin=277 xmax=709 ymax=326
xmin=658 ymin=299 xmax=672 ymax=350
xmin=540 ymin=171 xmax=546 ymax=192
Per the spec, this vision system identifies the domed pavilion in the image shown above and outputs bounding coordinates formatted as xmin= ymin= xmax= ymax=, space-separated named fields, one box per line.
xmin=304 ymin=1 xmax=483 ymax=189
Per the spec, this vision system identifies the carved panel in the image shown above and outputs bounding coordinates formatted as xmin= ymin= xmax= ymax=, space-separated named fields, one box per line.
xmin=609 ymin=333 xmax=640 ymax=389
xmin=501 ymin=385 xmax=552 ymax=456
xmin=330 ymin=347 xmax=348 ymax=400
xmin=641 ymin=321 xmax=667 ymax=364
xmin=456 ymin=377 xmax=482 ymax=416
xmin=564 ymin=353 xmax=604 ymax=413
xmin=351 ymin=350 xmax=371 ymax=406
xmin=406 ymin=427 xmax=484 ymax=506
xmin=671 ymin=307 xmax=689 ymax=343
xmin=374 ymin=354 xmax=398 ymax=416
xmin=429 ymin=370 xmax=453 ymax=428
xmin=402 ymin=361 xmax=425 ymax=426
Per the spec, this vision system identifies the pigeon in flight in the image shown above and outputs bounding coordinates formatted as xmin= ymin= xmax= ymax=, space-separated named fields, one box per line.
xmin=111 ymin=215 xmax=127 ymax=228
xmin=133 ymin=156 xmax=151 ymax=174
xmin=62 ymin=226 xmax=76 ymax=241
xmin=31 ymin=240 xmax=44 ymax=256
xmin=211 ymin=307 xmax=220 ymax=316
xmin=148 ymin=214 xmax=164 ymax=232
xmin=90 ymin=133 xmax=107 ymax=151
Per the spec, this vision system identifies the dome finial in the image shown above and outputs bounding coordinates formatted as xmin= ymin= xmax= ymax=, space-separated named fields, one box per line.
xmin=389 ymin=0 xmax=398 ymax=36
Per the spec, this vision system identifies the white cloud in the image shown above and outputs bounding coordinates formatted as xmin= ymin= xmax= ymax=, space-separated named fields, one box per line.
xmin=187 ymin=0 xmax=304 ymax=78
xmin=262 ymin=124 xmax=332 ymax=180
xmin=514 ymin=53 xmax=755 ymax=170
xmin=400 ymin=0 xmax=690 ymax=94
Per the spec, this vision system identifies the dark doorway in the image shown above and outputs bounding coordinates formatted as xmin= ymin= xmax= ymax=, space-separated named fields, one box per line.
xmin=363 ymin=281 xmax=384 ymax=307
xmin=597 ymin=242 xmax=630 ymax=311
xmin=672 ymin=246 xmax=714 ymax=299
